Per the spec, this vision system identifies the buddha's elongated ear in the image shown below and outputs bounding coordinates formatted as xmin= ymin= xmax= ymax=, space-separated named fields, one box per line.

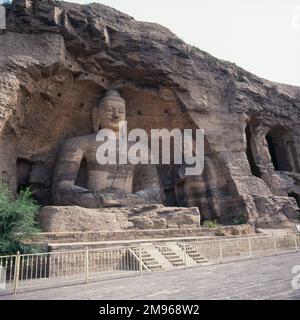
xmin=92 ymin=107 xmax=100 ymax=133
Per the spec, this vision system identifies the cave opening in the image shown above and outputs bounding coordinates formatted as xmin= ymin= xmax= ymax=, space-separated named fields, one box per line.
xmin=265 ymin=133 xmax=280 ymax=171
xmin=245 ymin=125 xmax=262 ymax=178
xmin=16 ymin=158 xmax=32 ymax=192
xmin=265 ymin=129 xmax=296 ymax=172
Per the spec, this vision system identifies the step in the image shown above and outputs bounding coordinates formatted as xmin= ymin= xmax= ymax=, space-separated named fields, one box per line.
xmin=147 ymin=265 xmax=163 ymax=270
xmin=171 ymin=262 xmax=185 ymax=266
xmin=186 ymin=250 xmax=198 ymax=254
xmin=142 ymin=257 xmax=159 ymax=262
xmin=167 ymin=257 xmax=184 ymax=261
xmin=161 ymin=253 xmax=178 ymax=257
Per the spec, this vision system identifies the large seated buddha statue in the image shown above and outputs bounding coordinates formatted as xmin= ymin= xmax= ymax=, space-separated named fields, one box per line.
xmin=52 ymin=90 xmax=163 ymax=208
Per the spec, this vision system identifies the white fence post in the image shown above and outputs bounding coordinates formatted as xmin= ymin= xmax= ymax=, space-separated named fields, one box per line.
xmin=272 ymin=234 xmax=277 ymax=256
xmin=0 ymin=5 xmax=6 ymax=30
xmin=183 ymin=243 xmax=188 ymax=270
xmin=248 ymin=237 xmax=253 ymax=258
xmin=139 ymin=245 xmax=143 ymax=276
xmin=219 ymin=240 xmax=223 ymax=264
xmin=13 ymin=251 xmax=20 ymax=295
xmin=294 ymin=234 xmax=298 ymax=252
xmin=85 ymin=247 xmax=89 ymax=283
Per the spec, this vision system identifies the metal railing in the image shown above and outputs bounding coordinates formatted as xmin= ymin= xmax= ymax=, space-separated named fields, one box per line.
xmin=0 ymin=233 xmax=299 ymax=295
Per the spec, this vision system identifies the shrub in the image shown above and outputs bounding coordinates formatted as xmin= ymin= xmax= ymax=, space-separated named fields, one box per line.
xmin=203 ymin=219 xmax=219 ymax=228
xmin=0 ymin=181 xmax=41 ymax=255
xmin=231 ymin=216 xmax=247 ymax=225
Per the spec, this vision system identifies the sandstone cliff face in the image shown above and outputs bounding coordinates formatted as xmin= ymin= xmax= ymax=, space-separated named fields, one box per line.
xmin=0 ymin=0 xmax=299 ymax=228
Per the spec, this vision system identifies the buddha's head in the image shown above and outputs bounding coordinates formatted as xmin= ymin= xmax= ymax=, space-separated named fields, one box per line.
xmin=93 ymin=90 xmax=126 ymax=132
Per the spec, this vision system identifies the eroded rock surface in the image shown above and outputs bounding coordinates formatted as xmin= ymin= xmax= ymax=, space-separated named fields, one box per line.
xmin=40 ymin=205 xmax=129 ymax=232
xmin=128 ymin=205 xmax=200 ymax=230
xmin=39 ymin=205 xmax=201 ymax=232
xmin=0 ymin=0 xmax=300 ymax=229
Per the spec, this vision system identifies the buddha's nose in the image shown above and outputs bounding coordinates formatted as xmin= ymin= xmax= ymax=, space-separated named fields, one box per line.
xmin=113 ymin=110 xmax=119 ymax=118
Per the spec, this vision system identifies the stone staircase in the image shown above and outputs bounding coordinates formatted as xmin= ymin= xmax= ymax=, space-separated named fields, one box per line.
xmin=155 ymin=244 xmax=185 ymax=267
xmin=130 ymin=246 xmax=165 ymax=272
xmin=48 ymin=240 xmax=210 ymax=273
xmin=130 ymin=242 xmax=209 ymax=272
xmin=178 ymin=243 xmax=209 ymax=265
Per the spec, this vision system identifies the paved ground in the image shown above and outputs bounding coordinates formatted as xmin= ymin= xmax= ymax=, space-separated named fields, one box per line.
xmin=1 ymin=252 xmax=300 ymax=300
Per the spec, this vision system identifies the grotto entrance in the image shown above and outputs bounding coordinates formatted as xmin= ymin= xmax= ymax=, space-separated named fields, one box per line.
xmin=265 ymin=133 xmax=280 ymax=171
xmin=265 ymin=129 xmax=297 ymax=172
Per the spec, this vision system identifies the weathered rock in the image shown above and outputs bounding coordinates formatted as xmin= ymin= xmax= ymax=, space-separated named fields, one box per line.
xmin=252 ymin=196 xmax=298 ymax=230
xmin=0 ymin=0 xmax=299 ymax=230
xmin=39 ymin=205 xmax=201 ymax=232
xmin=128 ymin=205 xmax=201 ymax=229
xmin=39 ymin=206 xmax=129 ymax=232
xmin=213 ymin=224 xmax=254 ymax=236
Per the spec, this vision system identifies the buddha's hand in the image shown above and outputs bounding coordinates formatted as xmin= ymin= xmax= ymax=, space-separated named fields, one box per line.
xmin=102 ymin=196 xmax=145 ymax=207
xmin=102 ymin=194 xmax=145 ymax=207
xmin=90 ymin=191 xmax=120 ymax=208
xmin=92 ymin=190 xmax=146 ymax=208
xmin=114 ymin=195 xmax=146 ymax=207
xmin=102 ymin=199 xmax=124 ymax=207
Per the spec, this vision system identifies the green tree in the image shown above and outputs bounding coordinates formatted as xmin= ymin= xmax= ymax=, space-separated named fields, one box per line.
xmin=0 ymin=181 xmax=41 ymax=255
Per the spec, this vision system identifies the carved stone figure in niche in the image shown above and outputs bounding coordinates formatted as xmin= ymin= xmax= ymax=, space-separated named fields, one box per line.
xmin=52 ymin=90 xmax=163 ymax=208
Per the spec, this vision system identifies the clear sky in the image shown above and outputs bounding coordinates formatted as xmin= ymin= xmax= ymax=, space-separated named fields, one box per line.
xmin=68 ymin=1 xmax=300 ymax=86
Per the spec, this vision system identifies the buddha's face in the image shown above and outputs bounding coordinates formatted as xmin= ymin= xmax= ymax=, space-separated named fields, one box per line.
xmin=98 ymin=100 xmax=126 ymax=131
